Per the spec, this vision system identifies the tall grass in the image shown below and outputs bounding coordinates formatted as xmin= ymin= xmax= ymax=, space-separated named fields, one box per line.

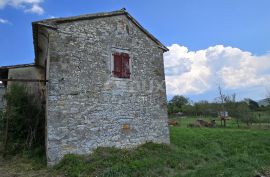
xmin=52 ymin=127 xmax=270 ymax=177
xmin=0 ymin=84 xmax=45 ymax=158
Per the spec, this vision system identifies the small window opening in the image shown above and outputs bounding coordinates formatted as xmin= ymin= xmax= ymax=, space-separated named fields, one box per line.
xmin=112 ymin=52 xmax=130 ymax=79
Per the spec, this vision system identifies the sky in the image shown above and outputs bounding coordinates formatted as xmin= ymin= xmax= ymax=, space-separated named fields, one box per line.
xmin=0 ymin=0 xmax=270 ymax=102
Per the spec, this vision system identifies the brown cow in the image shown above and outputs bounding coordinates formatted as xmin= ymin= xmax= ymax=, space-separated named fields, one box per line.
xmin=188 ymin=119 xmax=216 ymax=128
xmin=168 ymin=120 xmax=178 ymax=126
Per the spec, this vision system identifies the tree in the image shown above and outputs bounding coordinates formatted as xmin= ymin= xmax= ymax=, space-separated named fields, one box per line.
xmin=224 ymin=93 xmax=241 ymax=128
xmin=236 ymin=102 xmax=255 ymax=126
xmin=266 ymin=89 xmax=270 ymax=109
xmin=216 ymin=85 xmax=227 ymax=127
xmin=169 ymin=95 xmax=189 ymax=108
xmin=182 ymin=104 xmax=195 ymax=116
xmin=244 ymin=98 xmax=259 ymax=111
xmin=194 ymin=100 xmax=216 ymax=117
xmin=265 ymin=89 xmax=270 ymax=127
xmin=267 ymin=89 xmax=270 ymax=103
xmin=220 ymin=93 xmax=258 ymax=127
xmin=168 ymin=95 xmax=189 ymax=114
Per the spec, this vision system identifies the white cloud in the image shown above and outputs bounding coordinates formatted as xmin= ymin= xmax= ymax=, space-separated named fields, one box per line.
xmin=24 ymin=3 xmax=43 ymax=14
xmin=0 ymin=0 xmax=44 ymax=14
xmin=0 ymin=17 xmax=10 ymax=24
xmin=164 ymin=44 xmax=270 ymax=96
xmin=48 ymin=15 xmax=55 ymax=18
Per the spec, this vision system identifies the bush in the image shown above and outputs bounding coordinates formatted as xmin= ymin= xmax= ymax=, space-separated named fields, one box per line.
xmin=1 ymin=84 xmax=45 ymax=155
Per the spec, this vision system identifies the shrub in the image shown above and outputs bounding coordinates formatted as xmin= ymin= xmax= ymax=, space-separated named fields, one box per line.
xmin=1 ymin=84 xmax=45 ymax=155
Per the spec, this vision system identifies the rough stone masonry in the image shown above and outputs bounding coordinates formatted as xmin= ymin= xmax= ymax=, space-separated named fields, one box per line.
xmin=31 ymin=9 xmax=170 ymax=165
xmin=0 ymin=84 xmax=5 ymax=110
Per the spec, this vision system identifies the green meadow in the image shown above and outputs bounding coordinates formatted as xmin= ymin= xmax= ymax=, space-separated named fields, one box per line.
xmin=1 ymin=116 xmax=270 ymax=177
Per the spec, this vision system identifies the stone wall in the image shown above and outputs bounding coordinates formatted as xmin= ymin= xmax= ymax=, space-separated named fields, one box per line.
xmin=0 ymin=86 xmax=5 ymax=110
xmin=8 ymin=66 xmax=45 ymax=100
xmin=46 ymin=14 xmax=169 ymax=165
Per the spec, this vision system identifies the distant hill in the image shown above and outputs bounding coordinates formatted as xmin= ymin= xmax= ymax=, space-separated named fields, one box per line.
xmin=258 ymin=98 xmax=270 ymax=107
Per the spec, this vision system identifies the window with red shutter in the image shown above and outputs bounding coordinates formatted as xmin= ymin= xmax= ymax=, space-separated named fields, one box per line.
xmin=112 ymin=52 xmax=130 ymax=79
xmin=113 ymin=53 xmax=122 ymax=78
xmin=121 ymin=53 xmax=130 ymax=78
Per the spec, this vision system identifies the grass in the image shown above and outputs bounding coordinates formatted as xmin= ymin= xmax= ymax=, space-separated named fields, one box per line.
xmin=174 ymin=115 xmax=270 ymax=129
xmin=254 ymin=111 xmax=270 ymax=124
xmin=1 ymin=117 xmax=270 ymax=176
xmin=51 ymin=127 xmax=270 ymax=177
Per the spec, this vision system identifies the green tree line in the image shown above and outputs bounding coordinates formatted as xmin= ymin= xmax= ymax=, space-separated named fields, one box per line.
xmin=168 ymin=94 xmax=270 ymax=127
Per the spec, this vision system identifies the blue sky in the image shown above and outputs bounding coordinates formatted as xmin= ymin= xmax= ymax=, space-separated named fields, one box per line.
xmin=1 ymin=0 xmax=270 ymax=102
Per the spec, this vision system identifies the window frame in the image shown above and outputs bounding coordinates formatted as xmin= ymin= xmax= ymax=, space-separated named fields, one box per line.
xmin=110 ymin=48 xmax=132 ymax=80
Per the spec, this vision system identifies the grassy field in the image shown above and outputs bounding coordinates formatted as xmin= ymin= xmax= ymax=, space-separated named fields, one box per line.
xmin=173 ymin=115 xmax=270 ymax=129
xmin=1 ymin=117 xmax=270 ymax=177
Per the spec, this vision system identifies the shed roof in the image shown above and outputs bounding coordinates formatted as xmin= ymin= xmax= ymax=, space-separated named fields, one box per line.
xmin=0 ymin=63 xmax=35 ymax=70
xmin=0 ymin=63 xmax=35 ymax=86
xmin=32 ymin=8 xmax=168 ymax=64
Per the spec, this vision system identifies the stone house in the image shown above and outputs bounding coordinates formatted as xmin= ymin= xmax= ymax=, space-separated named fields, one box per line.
xmin=0 ymin=9 xmax=170 ymax=165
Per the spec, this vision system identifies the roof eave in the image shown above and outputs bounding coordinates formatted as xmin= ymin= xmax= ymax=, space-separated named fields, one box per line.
xmin=0 ymin=63 xmax=36 ymax=70
xmin=32 ymin=9 xmax=126 ymax=25
xmin=124 ymin=12 xmax=169 ymax=52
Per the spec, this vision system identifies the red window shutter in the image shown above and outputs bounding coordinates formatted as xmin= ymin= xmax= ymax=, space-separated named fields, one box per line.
xmin=121 ymin=53 xmax=130 ymax=78
xmin=113 ymin=53 xmax=122 ymax=77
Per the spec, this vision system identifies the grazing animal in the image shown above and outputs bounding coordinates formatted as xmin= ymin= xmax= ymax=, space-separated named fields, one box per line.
xmin=196 ymin=119 xmax=216 ymax=127
xmin=187 ymin=122 xmax=201 ymax=128
xmin=187 ymin=119 xmax=216 ymax=128
xmin=168 ymin=120 xmax=178 ymax=126
xmin=196 ymin=119 xmax=209 ymax=127
xmin=208 ymin=120 xmax=216 ymax=127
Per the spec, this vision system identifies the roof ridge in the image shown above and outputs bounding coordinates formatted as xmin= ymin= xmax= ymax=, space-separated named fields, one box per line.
xmin=32 ymin=9 xmax=168 ymax=63
xmin=32 ymin=9 xmax=126 ymax=24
